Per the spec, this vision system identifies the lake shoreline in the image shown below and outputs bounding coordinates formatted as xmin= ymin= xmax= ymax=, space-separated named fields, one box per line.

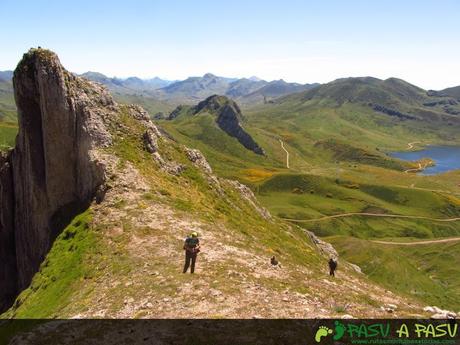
xmin=388 ymin=145 xmax=460 ymax=175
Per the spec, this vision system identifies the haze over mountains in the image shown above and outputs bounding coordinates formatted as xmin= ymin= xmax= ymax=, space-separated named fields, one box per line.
xmin=78 ymin=71 xmax=319 ymax=104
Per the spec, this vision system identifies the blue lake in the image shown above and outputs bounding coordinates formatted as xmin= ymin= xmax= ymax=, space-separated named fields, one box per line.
xmin=389 ymin=146 xmax=460 ymax=175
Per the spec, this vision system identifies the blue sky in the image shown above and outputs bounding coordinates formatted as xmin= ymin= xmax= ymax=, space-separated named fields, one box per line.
xmin=1 ymin=0 xmax=459 ymax=89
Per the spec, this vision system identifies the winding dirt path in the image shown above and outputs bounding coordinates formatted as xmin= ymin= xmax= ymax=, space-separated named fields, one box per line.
xmin=282 ymin=213 xmax=460 ymax=223
xmin=403 ymin=141 xmax=430 ymax=173
xmin=407 ymin=141 xmax=422 ymax=150
xmin=407 ymin=141 xmax=421 ymax=150
xmin=404 ymin=162 xmax=425 ymax=174
xmin=279 ymin=139 xmax=290 ymax=169
xmin=371 ymin=237 xmax=460 ymax=245
xmin=395 ymin=184 xmax=460 ymax=197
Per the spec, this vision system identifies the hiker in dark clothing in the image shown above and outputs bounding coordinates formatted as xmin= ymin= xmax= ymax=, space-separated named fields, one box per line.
xmin=183 ymin=232 xmax=200 ymax=274
xmin=328 ymin=257 xmax=338 ymax=277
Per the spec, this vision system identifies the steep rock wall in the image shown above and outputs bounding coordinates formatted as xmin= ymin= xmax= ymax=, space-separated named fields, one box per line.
xmin=0 ymin=48 xmax=115 ymax=312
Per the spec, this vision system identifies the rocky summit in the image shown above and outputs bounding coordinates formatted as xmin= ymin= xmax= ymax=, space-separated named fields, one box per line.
xmin=0 ymin=49 xmax=435 ymax=319
xmin=168 ymin=95 xmax=265 ymax=155
xmin=193 ymin=95 xmax=265 ymax=155
xmin=1 ymin=49 xmax=110 ymax=311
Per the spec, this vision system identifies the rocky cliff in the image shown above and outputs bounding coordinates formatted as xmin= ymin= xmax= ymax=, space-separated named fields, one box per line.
xmin=0 ymin=48 xmax=116 ymax=312
xmin=193 ymin=95 xmax=265 ymax=155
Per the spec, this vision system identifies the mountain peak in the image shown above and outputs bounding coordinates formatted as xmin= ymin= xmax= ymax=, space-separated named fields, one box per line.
xmin=203 ymin=73 xmax=217 ymax=79
xmin=194 ymin=94 xmax=236 ymax=114
xmin=192 ymin=95 xmax=265 ymax=155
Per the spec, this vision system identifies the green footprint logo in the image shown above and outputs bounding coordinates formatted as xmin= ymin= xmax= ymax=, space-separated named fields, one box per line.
xmin=315 ymin=326 xmax=333 ymax=343
xmin=333 ymin=321 xmax=346 ymax=341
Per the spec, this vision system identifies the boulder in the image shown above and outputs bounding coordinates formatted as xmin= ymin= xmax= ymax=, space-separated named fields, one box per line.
xmin=185 ymin=148 xmax=212 ymax=173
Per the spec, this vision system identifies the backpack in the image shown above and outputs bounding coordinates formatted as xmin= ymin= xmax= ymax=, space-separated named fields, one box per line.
xmin=185 ymin=237 xmax=199 ymax=248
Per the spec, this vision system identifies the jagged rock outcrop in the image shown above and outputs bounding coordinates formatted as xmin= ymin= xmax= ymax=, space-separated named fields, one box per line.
xmin=0 ymin=48 xmax=117 ymax=312
xmin=226 ymin=180 xmax=271 ymax=220
xmin=370 ymin=103 xmax=416 ymax=120
xmin=166 ymin=96 xmax=265 ymax=155
xmin=185 ymin=148 xmax=212 ymax=174
xmin=193 ymin=95 xmax=265 ymax=155
xmin=306 ymin=231 xmax=338 ymax=258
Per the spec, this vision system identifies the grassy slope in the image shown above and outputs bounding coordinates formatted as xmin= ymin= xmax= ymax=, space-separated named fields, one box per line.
xmin=0 ymin=122 xmax=17 ymax=150
xmin=4 ymin=211 xmax=97 ymax=318
xmin=159 ymin=112 xmax=283 ymax=179
xmin=0 ymin=80 xmax=16 ymax=123
xmin=257 ymin=173 xmax=460 ymax=238
xmin=327 ymin=236 xmax=460 ymax=311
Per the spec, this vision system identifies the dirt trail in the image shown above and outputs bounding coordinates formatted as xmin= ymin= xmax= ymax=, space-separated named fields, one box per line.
xmin=279 ymin=139 xmax=290 ymax=169
xmin=395 ymin=184 xmax=460 ymax=197
xmin=282 ymin=213 xmax=460 ymax=223
xmin=404 ymin=162 xmax=423 ymax=174
xmin=403 ymin=142 xmax=429 ymax=173
xmin=371 ymin=237 xmax=460 ymax=245
xmin=407 ymin=141 xmax=421 ymax=150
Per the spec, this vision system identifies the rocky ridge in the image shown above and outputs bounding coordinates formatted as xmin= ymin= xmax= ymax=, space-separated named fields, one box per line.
xmin=168 ymin=95 xmax=265 ymax=155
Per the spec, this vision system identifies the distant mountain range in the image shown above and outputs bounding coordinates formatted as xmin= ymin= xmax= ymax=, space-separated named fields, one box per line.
xmin=0 ymin=71 xmax=13 ymax=82
xmin=153 ymin=73 xmax=318 ymax=104
xmin=79 ymin=72 xmax=175 ymax=94
xmin=78 ymin=71 xmax=318 ymax=104
xmin=1 ymin=69 xmax=460 ymax=119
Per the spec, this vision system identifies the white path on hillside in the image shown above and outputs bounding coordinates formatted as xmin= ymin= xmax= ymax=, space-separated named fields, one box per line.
xmin=395 ymin=184 xmax=460 ymax=197
xmin=279 ymin=139 xmax=290 ymax=169
xmin=282 ymin=213 xmax=460 ymax=223
xmin=371 ymin=237 xmax=460 ymax=246
xmin=404 ymin=162 xmax=425 ymax=174
xmin=407 ymin=141 xmax=421 ymax=150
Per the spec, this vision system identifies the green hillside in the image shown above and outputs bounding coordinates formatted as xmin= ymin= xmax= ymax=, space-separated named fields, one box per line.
xmin=0 ymin=79 xmax=16 ymax=122
xmin=327 ymin=236 xmax=460 ymax=311
xmin=111 ymin=93 xmax=175 ymax=116
xmin=257 ymin=173 xmax=460 ymax=238
xmin=0 ymin=122 xmax=17 ymax=150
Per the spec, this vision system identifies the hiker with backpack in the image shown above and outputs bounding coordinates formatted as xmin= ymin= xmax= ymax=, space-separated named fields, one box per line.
xmin=183 ymin=232 xmax=201 ymax=274
xmin=328 ymin=257 xmax=338 ymax=277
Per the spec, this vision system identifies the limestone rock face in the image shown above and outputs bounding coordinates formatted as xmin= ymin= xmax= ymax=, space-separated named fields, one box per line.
xmin=0 ymin=48 xmax=116 ymax=311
